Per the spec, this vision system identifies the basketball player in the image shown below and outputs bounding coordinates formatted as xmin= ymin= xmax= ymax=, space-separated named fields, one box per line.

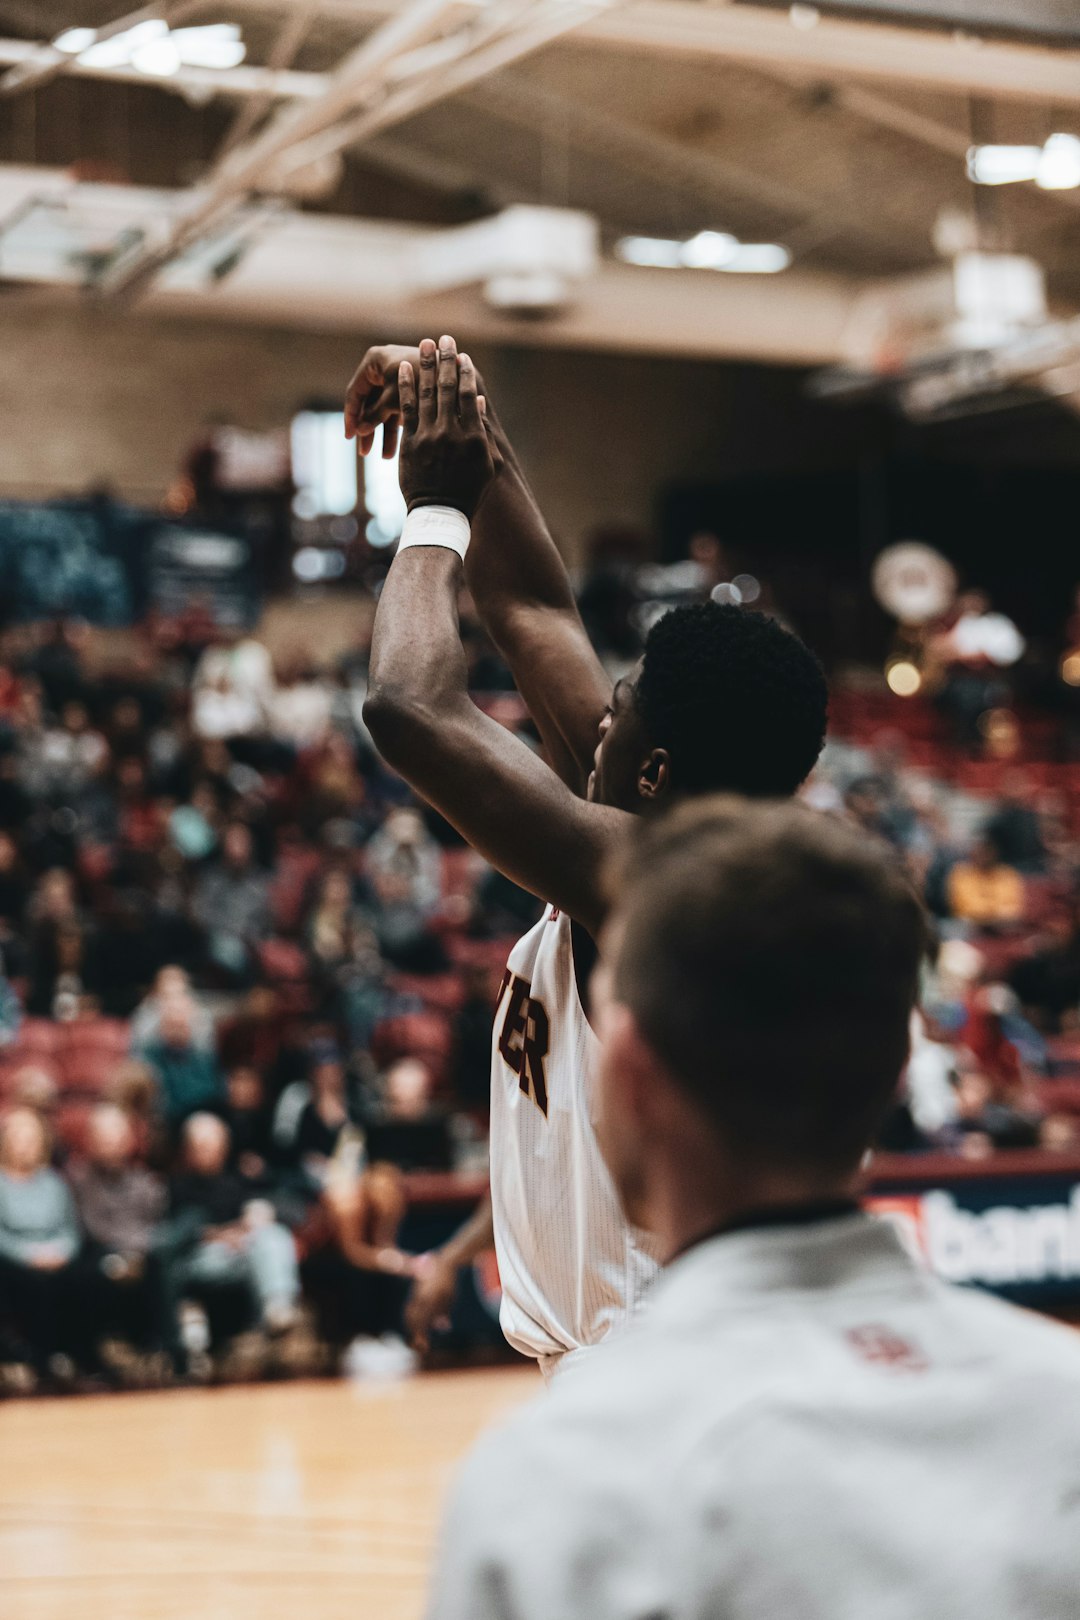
xmin=427 ymin=800 xmax=1080 ymax=1620
xmin=348 ymin=337 xmax=828 ymax=1376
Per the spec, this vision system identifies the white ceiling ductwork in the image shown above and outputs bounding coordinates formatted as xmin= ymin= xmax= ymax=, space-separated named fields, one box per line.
xmin=0 ymin=165 xmax=595 ymax=312
xmin=0 ymin=164 xmax=858 ymax=363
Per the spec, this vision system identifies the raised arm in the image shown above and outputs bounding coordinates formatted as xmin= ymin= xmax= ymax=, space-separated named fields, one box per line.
xmin=361 ymin=337 xmax=627 ymax=937
xmin=345 ymin=346 xmax=610 ymax=793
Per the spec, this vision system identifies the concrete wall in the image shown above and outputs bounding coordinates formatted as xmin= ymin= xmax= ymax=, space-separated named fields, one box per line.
xmin=0 ymin=298 xmax=878 ymax=567
xmin=5 ymin=299 xmax=1077 ymax=582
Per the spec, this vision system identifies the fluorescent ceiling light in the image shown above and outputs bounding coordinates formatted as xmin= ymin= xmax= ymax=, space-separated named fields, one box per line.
xmin=52 ymin=20 xmax=245 ymax=75
xmin=723 ymin=243 xmax=791 ymax=273
xmin=1036 ymin=133 xmax=1080 ymax=191
xmin=132 ymin=36 xmax=182 ymax=77
xmin=170 ymin=25 xmax=247 ymax=71
xmin=681 ymin=229 xmax=739 ymax=269
xmin=53 ymin=28 xmax=95 ymax=54
xmin=968 ymin=134 xmax=1080 ymax=190
xmin=616 ymin=236 xmax=684 ymax=268
xmin=966 ymin=144 xmax=1042 ymax=185
xmin=615 ymin=231 xmax=790 ymax=274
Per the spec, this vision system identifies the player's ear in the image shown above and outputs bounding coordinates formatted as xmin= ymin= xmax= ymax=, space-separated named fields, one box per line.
xmin=638 ymin=748 xmax=670 ymax=801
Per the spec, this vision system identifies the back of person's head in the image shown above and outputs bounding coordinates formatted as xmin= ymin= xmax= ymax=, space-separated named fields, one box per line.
xmin=0 ymin=1105 xmax=50 ymax=1176
xmin=383 ymin=1057 xmax=433 ymax=1120
xmin=159 ymin=995 xmax=194 ymax=1049
xmin=182 ymin=1111 xmax=229 ymax=1176
xmin=606 ymin=798 xmax=925 ymax=1173
xmin=87 ymin=1103 xmax=135 ymax=1170
xmin=635 ymin=603 xmax=828 ymax=798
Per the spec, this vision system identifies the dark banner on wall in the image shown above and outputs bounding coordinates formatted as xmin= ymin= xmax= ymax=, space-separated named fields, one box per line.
xmin=0 ymin=501 xmax=260 ymax=628
xmin=147 ymin=525 xmax=258 ymax=629
xmin=867 ymin=1164 xmax=1080 ymax=1310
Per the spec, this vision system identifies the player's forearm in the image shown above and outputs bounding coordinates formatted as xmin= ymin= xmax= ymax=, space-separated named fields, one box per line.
xmin=364 ymin=548 xmax=473 ymax=771
xmin=439 ymin=1195 xmax=494 ymax=1270
xmin=466 ymin=399 xmax=579 ymax=623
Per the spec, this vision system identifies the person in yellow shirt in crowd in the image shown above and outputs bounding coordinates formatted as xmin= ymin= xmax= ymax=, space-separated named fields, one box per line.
xmin=948 ymin=834 xmax=1025 ymax=928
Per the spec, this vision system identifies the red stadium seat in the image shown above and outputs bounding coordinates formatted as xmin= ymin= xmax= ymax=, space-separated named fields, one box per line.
xmin=58 ymin=1018 xmax=130 ymax=1056
xmin=372 ymin=1009 xmax=453 ymax=1088
xmin=54 ymin=1099 xmax=95 ymax=1158
xmin=258 ymin=938 xmax=310 ymax=984
xmin=56 ymin=1049 xmax=121 ymax=1096
xmin=13 ymin=1019 xmax=63 ymax=1058
xmin=387 ymin=972 xmax=467 ymax=1014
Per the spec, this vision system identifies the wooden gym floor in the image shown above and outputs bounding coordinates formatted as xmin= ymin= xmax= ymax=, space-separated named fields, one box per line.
xmin=0 ymin=1368 xmax=536 ymax=1620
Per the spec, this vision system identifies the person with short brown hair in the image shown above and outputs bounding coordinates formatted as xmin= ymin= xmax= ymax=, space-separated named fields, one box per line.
xmin=429 ymin=801 xmax=1080 ymax=1620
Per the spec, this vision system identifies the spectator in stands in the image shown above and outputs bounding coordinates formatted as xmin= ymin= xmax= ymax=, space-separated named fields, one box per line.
xmin=451 ymin=963 xmax=499 ymax=1115
xmin=0 ymin=1106 xmax=91 ymax=1380
xmin=192 ymin=634 xmax=274 ymax=745
xmin=957 ymin=983 xmax=1028 ymax=1094
xmin=39 ymin=700 xmax=107 ymax=797
xmin=932 ymin=588 xmax=1025 ymax=749
xmin=299 ymin=1132 xmax=418 ymax=1356
xmin=165 ymin=1112 xmax=300 ymax=1338
xmin=365 ymin=807 xmax=445 ymax=972
xmin=1008 ymin=904 xmax=1080 ymax=1034
xmin=115 ymin=756 xmax=164 ymax=857
xmin=131 ymin=965 xmax=215 ymax=1055
xmin=941 ymin=1067 xmax=1041 ymax=1158
xmin=365 ymin=1057 xmax=454 ymax=1172
xmin=291 ymin=1050 xmax=357 ymax=1186
xmin=143 ymin=997 xmax=224 ymax=1127
xmin=0 ymin=829 xmax=30 ymax=925
xmin=305 ymin=869 xmax=386 ymax=1045
xmin=23 ymin=619 xmax=86 ymax=715
xmin=947 ymin=834 xmax=1025 ymax=929
xmin=67 ymin=1104 xmax=175 ymax=1374
xmin=269 ymin=655 xmax=333 ymax=749
xmin=1040 ymin=1113 xmax=1080 ymax=1154
xmin=223 ymin=1066 xmax=274 ymax=1190
xmin=26 ymin=915 xmax=97 ymax=1021
xmin=193 ymin=820 xmax=270 ymax=986
xmin=0 ymin=961 xmax=21 ymax=1050
xmin=985 ymin=773 xmax=1047 ymax=874
xmin=8 ymin=1066 xmax=60 ymax=1144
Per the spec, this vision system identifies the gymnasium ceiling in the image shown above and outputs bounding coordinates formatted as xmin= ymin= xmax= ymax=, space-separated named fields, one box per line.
xmin=0 ymin=1 xmax=1078 ymax=359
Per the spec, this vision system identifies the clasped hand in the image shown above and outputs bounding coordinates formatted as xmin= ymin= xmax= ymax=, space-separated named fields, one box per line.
xmin=344 ymin=334 xmax=498 ymax=520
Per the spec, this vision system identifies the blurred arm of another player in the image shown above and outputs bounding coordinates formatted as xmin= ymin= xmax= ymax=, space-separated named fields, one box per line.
xmin=345 ymin=344 xmax=611 ymax=794
xmin=406 ymin=1194 xmax=495 ymax=1353
xmin=361 ymin=337 xmax=627 ymax=939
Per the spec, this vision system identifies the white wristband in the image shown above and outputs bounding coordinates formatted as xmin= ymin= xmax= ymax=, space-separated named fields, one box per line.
xmin=396 ymin=505 xmax=471 ymax=562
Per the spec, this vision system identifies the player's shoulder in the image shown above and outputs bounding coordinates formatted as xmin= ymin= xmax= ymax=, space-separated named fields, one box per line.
xmin=464 ymin=1324 xmax=707 ymax=1501
xmin=934 ymin=1270 xmax=1080 ymax=1380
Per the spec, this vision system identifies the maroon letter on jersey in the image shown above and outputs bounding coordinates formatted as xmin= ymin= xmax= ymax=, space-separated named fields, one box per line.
xmin=498 ymin=973 xmax=551 ymax=1117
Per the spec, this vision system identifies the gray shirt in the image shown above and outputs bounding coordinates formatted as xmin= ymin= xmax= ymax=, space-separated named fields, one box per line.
xmin=0 ymin=1167 xmax=81 ymax=1266
xmin=430 ymin=1212 xmax=1080 ymax=1620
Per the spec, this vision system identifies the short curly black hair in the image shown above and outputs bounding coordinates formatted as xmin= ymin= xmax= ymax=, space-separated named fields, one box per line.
xmin=634 ymin=602 xmax=828 ymax=798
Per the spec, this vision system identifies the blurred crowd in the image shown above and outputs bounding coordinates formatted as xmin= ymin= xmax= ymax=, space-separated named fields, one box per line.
xmin=0 ymin=608 xmax=535 ymax=1392
xmin=813 ymin=691 xmax=1080 ymax=1165
xmin=1 ymin=555 xmax=1079 ymax=1395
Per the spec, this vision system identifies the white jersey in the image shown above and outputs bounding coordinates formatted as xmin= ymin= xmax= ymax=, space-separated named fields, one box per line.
xmin=489 ymin=906 xmax=660 ymax=1359
xmin=430 ymin=1212 xmax=1080 ymax=1620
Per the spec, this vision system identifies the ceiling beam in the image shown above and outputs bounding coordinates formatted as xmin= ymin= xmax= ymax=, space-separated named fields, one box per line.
xmin=7 ymin=1 xmax=1078 ymax=112
xmin=214 ymin=0 xmax=320 ymax=160
xmin=101 ymin=0 xmax=610 ymax=298
xmin=581 ymin=2 xmax=1080 ymax=105
xmin=261 ymin=2 xmax=616 ymax=190
xmin=222 ymin=0 xmax=1080 ymax=107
